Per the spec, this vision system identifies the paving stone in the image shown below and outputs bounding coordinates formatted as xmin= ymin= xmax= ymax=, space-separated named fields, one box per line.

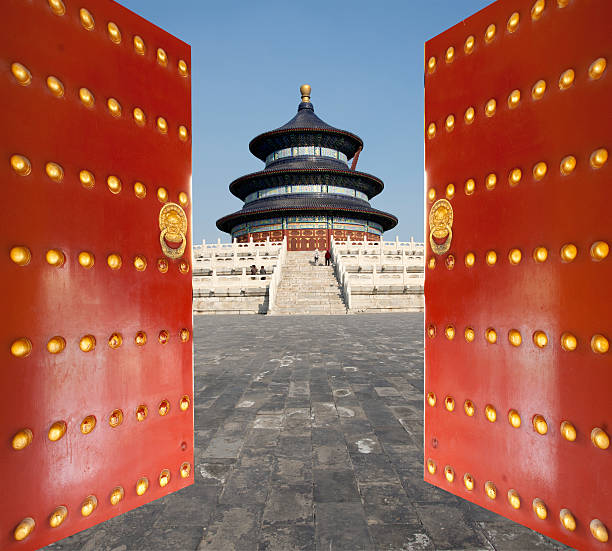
xmin=350 ymin=452 xmax=400 ymax=484
xmin=262 ymin=483 xmax=313 ymax=525
xmin=368 ymin=523 xmax=435 ymax=550
xmin=314 ymin=502 xmax=374 ymax=551
xmin=313 ymin=469 xmax=361 ymax=502
xmin=477 ymin=520 xmax=569 ymax=550
xmin=258 ymin=523 xmax=316 ymax=551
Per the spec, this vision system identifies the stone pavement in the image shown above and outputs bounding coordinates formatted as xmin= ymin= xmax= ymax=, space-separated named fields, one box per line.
xmin=47 ymin=314 xmax=572 ymax=551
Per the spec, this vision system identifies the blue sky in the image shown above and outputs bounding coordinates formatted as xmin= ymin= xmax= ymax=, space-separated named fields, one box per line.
xmin=120 ymin=0 xmax=491 ymax=244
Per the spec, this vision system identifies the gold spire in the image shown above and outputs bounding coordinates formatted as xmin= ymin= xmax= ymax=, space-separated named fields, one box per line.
xmin=300 ymin=84 xmax=311 ymax=103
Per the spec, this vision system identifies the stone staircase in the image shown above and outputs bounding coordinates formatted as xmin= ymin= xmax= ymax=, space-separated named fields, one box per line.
xmin=269 ymin=251 xmax=348 ymax=315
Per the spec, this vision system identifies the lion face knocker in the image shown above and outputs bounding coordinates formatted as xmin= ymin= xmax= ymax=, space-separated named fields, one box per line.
xmin=429 ymin=199 xmax=453 ymax=255
xmin=159 ymin=203 xmax=188 ymax=259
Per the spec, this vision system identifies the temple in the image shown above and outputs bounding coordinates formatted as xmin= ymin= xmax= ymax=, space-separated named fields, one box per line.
xmin=216 ymin=85 xmax=398 ymax=251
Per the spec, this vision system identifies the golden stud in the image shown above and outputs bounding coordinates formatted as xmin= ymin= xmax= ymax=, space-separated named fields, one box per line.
xmin=109 ymin=409 xmax=123 ymax=428
xmin=135 ymin=331 xmax=147 ymax=346
xmin=136 ymin=404 xmax=148 ymax=421
xmin=136 ymin=477 xmax=149 ymax=496
xmin=107 ymin=253 xmax=122 ymax=270
xmin=557 ymin=0 xmax=569 ymax=6
xmin=179 ymin=125 xmax=189 ymax=141
xmin=11 ymin=62 xmax=32 ymax=86
xmin=463 ymin=473 xmax=475 ymax=491
xmin=485 ymin=98 xmax=496 ymax=117
xmin=110 ymin=486 xmax=124 ymax=506
xmin=591 ymin=335 xmax=609 ymax=354
xmin=590 ymin=147 xmax=608 ymax=168
xmin=426 ymin=56 xmax=436 ymax=74
xmin=157 ymin=258 xmax=169 ymax=273
xmin=464 ymin=178 xmax=475 ymax=195
xmin=485 ymin=24 xmax=496 ymax=43
xmin=157 ymin=116 xmax=168 ymax=134
xmin=46 ymin=76 xmax=65 ymax=97
xmin=79 ymin=334 xmax=96 ymax=352
xmin=464 ymin=399 xmax=475 ymax=417
xmin=533 ymin=498 xmax=547 ymax=520
xmin=531 ymin=79 xmax=546 ymax=100
xmin=464 ymin=35 xmax=475 ymax=54
xmin=48 ymin=420 xmax=67 ymax=441
xmin=533 ymin=161 xmax=547 ymax=181
xmin=531 ymin=0 xmax=545 ymax=20
xmin=427 ymin=257 xmax=436 ymax=270
xmin=107 ymin=97 xmax=122 ymax=117
xmin=178 ymin=59 xmax=189 ymax=76
xmin=445 ymin=47 xmax=454 ymax=64
xmin=507 ymin=489 xmax=521 ymax=509
xmin=78 ymin=251 xmax=95 ymax=268
xmin=159 ymin=329 xmax=170 ymax=344
xmin=532 ymin=246 xmax=548 ymax=263
xmin=485 ymin=481 xmax=497 ymax=500
xmin=507 ymin=89 xmax=521 ymax=109
xmin=533 ymin=414 xmax=548 ymax=435
xmin=485 ymin=173 xmax=496 ymax=190
xmin=588 ymin=57 xmax=607 ymax=80
xmin=80 ymin=415 xmax=96 ymax=434
xmin=485 ymin=404 xmax=497 ymax=422
xmin=134 ymin=255 xmax=147 ymax=271
xmin=107 ymin=22 xmax=121 ymax=44
xmin=178 ymin=191 xmax=189 ymax=206
xmin=444 ymin=325 xmax=455 ymax=340
xmin=46 ymin=249 xmax=65 ymax=267
xmin=10 ymin=154 xmax=32 ymax=176
xmin=157 ymin=48 xmax=168 ymax=66
xmin=464 ymin=106 xmax=475 ymax=124
xmin=590 ymin=519 xmax=609 ymax=543
xmin=560 ymin=508 xmax=576 ymax=531
xmin=49 ymin=505 xmax=68 ymax=528
xmin=507 ymin=12 xmax=519 ymax=33
xmin=133 ymin=107 xmax=146 ymax=126
xmin=11 ymin=428 xmax=33 ymax=450
xmin=533 ymin=331 xmax=548 ymax=348
xmin=180 ymin=462 xmax=191 ymax=479
xmin=157 ymin=187 xmax=169 ymax=202
xmin=464 ymin=327 xmax=475 ymax=343
xmin=485 ymin=250 xmax=497 ymax=266
xmin=508 ymin=409 xmax=521 ymax=428
xmin=133 ymin=35 xmax=146 ymax=55
xmin=427 ymin=325 xmax=436 ymax=338
xmin=13 ymin=517 xmax=35 ymax=541
xmin=47 ymin=336 xmax=66 ymax=354
xmin=45 ymin=162 xmax=64 ymax=183
xmin=180 ymin=328 xmax=191 ymax=342
xmin=81 ymin=495 xmax=97 ymax=517
xmin=508 ymin=329 xmax=522 ymax=347
xmin=79 ymin=87 xmax=95 ymax=108
xmin=108 ymin=332 xmax=123 ymax=349
xmin=80 ymin=8 xmax=95 ymax=30
xmin=560 ymin=243 xmax=577 ymax=262
xmin=159 ymin=469 xmax=171 ymax=487
xmin=560 ymin=155 xmax=576 ymax=175
xmin=508 ymin=168 xmax=522 ymax=186
xmin=426 ymin=459 xmax=436 ymax=475
xmin=48 ymin=0 xmax=66 ymax=16
xmin=427 ymin=188 xmax=436 ymax=202
xmin=107 ymin=175 xmax=122 ymax=194
xmin=11 ymin=337 xmax=32 ymax=358
xmin=485 ymin=328 xmax=497 ymax=344
xmin=558 ymin=69 xmax=575 ymax=90
xmin=508 ymin=249 xmax=522 ymax=265
xmin=444 ymin=465 xmax=454 ymax=483
xmin=444 ymin=396 xmax=455 ymax=412
xmin=464 ymin=252 xmax=475 ymax=267
xmin=590 ymin=241 xmax=609 ymax=261
xmin=133 ymin=181 xmax=147 ymax=198
xmin=445 ymin=255 xmax=455 ymax=271
xmin=159 ymin=399 xmax=170 ymax=415
xmin=180 ymin=395 xmax=191 ymax=411
xmin=10 ymin=246 xmax=31 ymax=266
xmin=426 ymin=392 xmax=436 ymax=407
xmin=79 ymin=169 xmax=95 ymax=189
xmin=426 ymin=122 xmax=436 ymax=139
xmin=560 ymin=332 xmax=577 ymax=351
xmin=560 ymin=420 xmax=576 ymax=441
xmin=445 ymin=114 xmax=455 ymax=132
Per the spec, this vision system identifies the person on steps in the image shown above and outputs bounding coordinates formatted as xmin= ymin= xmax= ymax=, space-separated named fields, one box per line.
xmin=325 ymin=250 xmax=331 ymax=266
xmin=314 ymin=248 xmax=320 ymax=265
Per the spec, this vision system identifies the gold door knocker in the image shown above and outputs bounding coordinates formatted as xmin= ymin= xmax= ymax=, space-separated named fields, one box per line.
xmin=429 ymin=199 xmax=453 ymax=255
xmin=159 ymin=203 xmax=188 ymax=259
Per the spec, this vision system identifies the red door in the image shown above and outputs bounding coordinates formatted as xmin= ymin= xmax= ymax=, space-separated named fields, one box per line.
xmin=1 ymin=1 xmax=193 ymax=549
xmin=424 ymin=0 xmax=610 ymax=548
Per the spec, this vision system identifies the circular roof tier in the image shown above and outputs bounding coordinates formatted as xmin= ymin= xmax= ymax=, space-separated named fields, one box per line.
xmin=216 ymin=194 xmax=398 ymax=233
xmin=229 ymin=168 xmax=384 ymax=201
xmin=249 ymin=88 xmax=363 ymax=162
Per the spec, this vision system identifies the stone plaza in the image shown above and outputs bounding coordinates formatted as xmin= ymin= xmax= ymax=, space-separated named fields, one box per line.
xmin=46 ymin=314 xmax=570 ymax=551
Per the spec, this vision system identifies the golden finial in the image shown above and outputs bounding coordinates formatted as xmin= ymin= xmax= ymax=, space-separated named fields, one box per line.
xmin=300 ymin=84 xmax=311 ymax=103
